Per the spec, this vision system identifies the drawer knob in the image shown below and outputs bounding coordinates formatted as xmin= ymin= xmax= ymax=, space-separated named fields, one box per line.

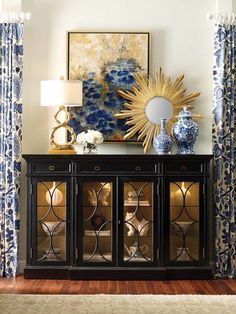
xmin=48 ymin=165 xmax=55 ymax=171
xmin=180 ymin=165 xmax=187 ymax=172
xmin=94 ymin=166 xmax=101 ymax=171
xmin=135 ymin=166 xmax=142 ymax=172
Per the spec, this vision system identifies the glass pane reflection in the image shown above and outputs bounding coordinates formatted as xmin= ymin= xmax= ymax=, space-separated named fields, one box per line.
xmin=36 ymin=181 xmax=66 ymax=262
xmin=169 ymin=182 xmax=199 ymax=262
xmin=123 ymin=181 xmax=153 ymax=263
xmin=82 ymin=181 xmax=113 ymax=263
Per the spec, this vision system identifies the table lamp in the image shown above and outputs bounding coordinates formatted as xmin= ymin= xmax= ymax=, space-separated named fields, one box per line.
xmin=41 ymin=79 xmax=83 ymax=154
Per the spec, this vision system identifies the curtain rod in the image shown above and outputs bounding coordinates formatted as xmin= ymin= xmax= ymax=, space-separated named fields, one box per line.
xmin=207 ymin=12 xmax=236 ymax=24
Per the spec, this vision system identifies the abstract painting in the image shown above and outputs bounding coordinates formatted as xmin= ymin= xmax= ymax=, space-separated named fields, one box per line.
xmin=67 ymin=32 xmax=149 ymax=141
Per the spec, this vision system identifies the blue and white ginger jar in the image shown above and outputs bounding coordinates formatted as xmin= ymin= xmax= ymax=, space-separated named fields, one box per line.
xmin=172 ymin=107 xmax=199 ymax=154
xmin=153 ymin=118 xmax=173 ymax=154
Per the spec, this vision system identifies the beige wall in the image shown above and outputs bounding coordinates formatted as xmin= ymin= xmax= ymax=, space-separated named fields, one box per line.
xmin=19 ymin=0 xmax=215 ymax=269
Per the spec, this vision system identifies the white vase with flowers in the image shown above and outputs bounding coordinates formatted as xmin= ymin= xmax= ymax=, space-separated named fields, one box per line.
xmin=77 ymin=130 xmax=104 ymax=154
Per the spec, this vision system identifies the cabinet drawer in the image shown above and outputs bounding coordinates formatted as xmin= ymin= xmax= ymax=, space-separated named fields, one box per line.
xmin=79 ymin=163 xmax=155 ymax=173
xmin=164 ymin=162 xmax=203 ymax=174
xmin=32 ymin=162 xmax=71 ymax=174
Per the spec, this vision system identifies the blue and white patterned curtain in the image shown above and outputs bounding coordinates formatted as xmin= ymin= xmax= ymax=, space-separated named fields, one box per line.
xmin=213 ymin=24 xmax=236 ymax=278
xmin=0 ymin=23 xmax=23 ymax=277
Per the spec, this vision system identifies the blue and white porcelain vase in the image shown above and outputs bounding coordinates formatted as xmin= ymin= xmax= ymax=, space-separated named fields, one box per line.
xmin=153 ymin=118 xmax=173 ymax=154
xmin=172 ymin=107 xmax=199 ymax=154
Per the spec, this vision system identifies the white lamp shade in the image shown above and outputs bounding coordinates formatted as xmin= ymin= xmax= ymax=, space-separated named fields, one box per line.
xmin=40 ymin=80 xmax=83 ymax=107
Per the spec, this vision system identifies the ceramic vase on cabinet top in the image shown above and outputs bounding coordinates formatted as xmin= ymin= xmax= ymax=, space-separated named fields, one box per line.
xmin=153 ymin=118 xmax=173 ymax=154
xmin=172 ymin=107 xmax=199 ymax=154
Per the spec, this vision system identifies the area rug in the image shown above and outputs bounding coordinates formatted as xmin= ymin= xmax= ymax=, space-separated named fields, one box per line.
xmin=0 ymin=294 xmax=235 ymax=314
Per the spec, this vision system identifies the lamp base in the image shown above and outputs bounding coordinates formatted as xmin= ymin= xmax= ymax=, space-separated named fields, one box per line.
xmin=48 ymin=148 xmax=77 ymax=155
xmin=49 ymin=105 xmax=77 ymax=155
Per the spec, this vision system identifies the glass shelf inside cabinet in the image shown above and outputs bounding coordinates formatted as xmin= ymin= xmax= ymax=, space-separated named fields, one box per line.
xmin=124 ymin=235 xmax=152 ymax=238
xmin=124 ymin=200 xmax=150 ymax=207
xmin=36 ymin=181 xmax=66 ymax=262
xmin=169 ymin=181 xmax=200 ymax=262
xmin=123 ymin=181 xmax=154 ymax=263
xmin=82 ymin=181 xmax=113 ymax=263
xmin=83 ymin=254 xmax=112 ymax=263
xmin=84 ymin=230 xmax=111 ymax=237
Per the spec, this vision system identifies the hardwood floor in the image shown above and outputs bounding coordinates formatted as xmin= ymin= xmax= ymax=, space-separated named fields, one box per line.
xmin=0 ymin=276 xmax=235 ymax=294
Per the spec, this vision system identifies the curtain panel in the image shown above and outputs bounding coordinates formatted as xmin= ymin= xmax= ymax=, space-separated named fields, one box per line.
xmin=213 ymin=24 xmax=236 ymax=278
xmin=0 ymin=23 xmax=23 ymax=277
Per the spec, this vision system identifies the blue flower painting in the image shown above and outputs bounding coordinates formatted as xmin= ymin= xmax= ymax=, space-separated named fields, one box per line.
xmin=68 ymin=32 xmax=149 ymax=141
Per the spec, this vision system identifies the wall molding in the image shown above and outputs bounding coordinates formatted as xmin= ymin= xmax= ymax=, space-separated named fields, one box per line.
xmin=18 ymin=260 xmax=26 ymax=274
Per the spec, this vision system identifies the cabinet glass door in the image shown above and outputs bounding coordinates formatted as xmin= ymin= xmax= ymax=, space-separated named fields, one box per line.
xmin=122 ymin=181 xmax=154 ymax=263
xmin=169 ymin=181 xmax=200 ymax=263
xmin=36 ymin=181 xmax=67 ymax=262
xmin=81 ymin=181 xmax=113 ymax=263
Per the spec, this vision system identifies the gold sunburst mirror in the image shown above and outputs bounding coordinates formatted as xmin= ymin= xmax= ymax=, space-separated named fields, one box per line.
xmin=115 ymin=66 xmax=201 ymax=153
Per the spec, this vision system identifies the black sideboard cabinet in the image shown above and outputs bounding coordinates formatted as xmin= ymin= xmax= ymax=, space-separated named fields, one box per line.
xmin=23 ymin=154 xmax=213 ymax=280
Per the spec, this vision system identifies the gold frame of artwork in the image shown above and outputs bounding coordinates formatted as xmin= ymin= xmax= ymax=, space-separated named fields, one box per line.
xmin=115 ymin=67 xmax=201 ymax=153
xmin=67 ymin=31 xmax=149 ymax=142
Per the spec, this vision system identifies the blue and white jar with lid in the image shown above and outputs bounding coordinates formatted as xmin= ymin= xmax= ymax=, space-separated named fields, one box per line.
xmin=172 ymin=107 xmax=199 ymax=154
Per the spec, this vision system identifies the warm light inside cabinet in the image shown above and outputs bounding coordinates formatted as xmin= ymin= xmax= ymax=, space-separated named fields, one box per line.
xmin=82 ymin=181 xmax=113 ymax=263
xmin=123 ymin=181 xmax=153 ymax=263
xmin=45 ymin=181 xmax=63 ymax=206
xmin=36 ymin=181 xmax=66 ymax=262
xmin=169 ymin=181 xmax=199 ymax=262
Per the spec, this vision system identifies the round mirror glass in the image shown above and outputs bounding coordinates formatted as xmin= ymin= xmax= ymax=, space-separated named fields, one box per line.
xmin=145 ymin=96 xmax=173 ymax=124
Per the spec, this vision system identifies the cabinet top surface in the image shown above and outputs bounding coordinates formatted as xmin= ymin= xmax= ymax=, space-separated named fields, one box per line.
xmin=22 ymin=154 xmax=213 ymax=162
